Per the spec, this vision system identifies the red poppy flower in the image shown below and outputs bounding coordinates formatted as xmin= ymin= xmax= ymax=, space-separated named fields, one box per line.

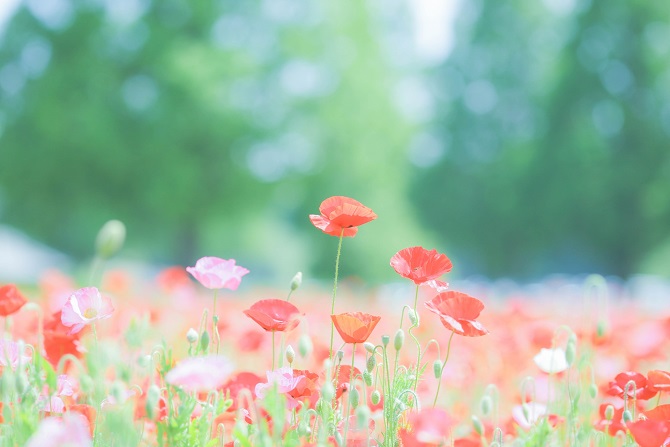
xmin=390 ymin=247 xmax=453 ymax=285
xmin=332 ymin=365 xmax=362 ymax=400
xmin=0 ymin=284 xmax=27 ymax=317
xmin=628 ymin=419 xmax=670 ymax=447
xmin=289 ymin=369 xmax=320 ymax=407
xmin=331 ymin=312 xmax=381 ymax=344
xmin=219 ymin=371 xmax=264 ymax=410
xmin=644 ymin=404 xmax=670 ymax=422
xmin=607 ymin=371 xmax=658 ymax=401
xmin=593 ymin=403 xmax=626 ymax=436
xmin=43 ymin=311 xmax=83 ymax=367
xmin=648 ymin=370 xmax=670 ymax=393
xmin=398 ymin=408 xmax=454 ymax=447
xmin=243 ymin=299 xmax=302 ymax=332
xmin=309 ymin=196 xmax=377 ymax=237
xmin=425 ymin=292 xmax=489 ymax=337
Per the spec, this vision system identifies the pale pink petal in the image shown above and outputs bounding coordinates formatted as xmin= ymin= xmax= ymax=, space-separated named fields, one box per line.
xmin=26 ymin=414 xmax=92 ymax=447
xmin=165 ymin=355 xmax=234 ymax=391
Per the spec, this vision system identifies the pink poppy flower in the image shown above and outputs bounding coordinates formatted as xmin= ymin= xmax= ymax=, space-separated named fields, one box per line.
xmin=186 ymin=257 xmax=250 ymax=290
xmin=398 ymin=408 xmax=454 ymax=447
xmin=26 ymin=414 xmax=92 ymax=447
xmin=165 ymin=355 xmax=234 ymax=391
xmin=255 ymin=367 xmax=306 ymax=409
xmin=60 ymin=287 xmax=114 ymax=335
xmin=0 ymin=339 xmax=32 ymax=370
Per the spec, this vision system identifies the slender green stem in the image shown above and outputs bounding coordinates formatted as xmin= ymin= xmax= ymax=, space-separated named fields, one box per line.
xmin=272 ymin=331 xmax=276 ymax=371
xmin=432 ymin=331 xmax=455 ymax=408
xmin=213 ymin=290 xmax=220 ymax=354
xmin=92 ymin=322 xmax=98 ymax=348
xmin=343 ymin=343 xmax=356 ymax=444
xmin=410 ymin=285 xmax=422 ymax=393
xmin=328 ymin=230 xmax=345 ymax=362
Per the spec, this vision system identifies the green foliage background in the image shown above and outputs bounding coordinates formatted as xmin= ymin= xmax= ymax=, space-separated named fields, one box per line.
xmin=0 ymin=0 xmax=669 ymax=281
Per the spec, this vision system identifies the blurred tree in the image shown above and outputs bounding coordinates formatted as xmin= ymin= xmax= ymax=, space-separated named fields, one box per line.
xmin=0 ymin=0 xmax=427 ymax=281
xmin=414 ymin=0 xmax=670 ymax=278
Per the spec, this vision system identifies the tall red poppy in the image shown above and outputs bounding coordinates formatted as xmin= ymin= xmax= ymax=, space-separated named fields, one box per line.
xmin=0 ymin=284 xmax=27 ymax=317
xmin=390 ymin=246 xmax=452 ymax=285
xmin=606 ymin=371 xmax=658 ymax=400
xmin=243 ymin=299 xmax=302 ymax=332
xmin=331 ymin=312 xmax=381 ymax=344
xmin=425 ymin=292 xmax=489 ymax=337
xmin=309 ymin=196 xmax=377 ymax=237
xmin=628 ymin=420 xmax=670 ymax=447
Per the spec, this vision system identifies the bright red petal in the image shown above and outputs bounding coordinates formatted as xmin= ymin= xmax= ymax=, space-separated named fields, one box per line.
xmin=0 ymin=285 xmax=27 ymax=317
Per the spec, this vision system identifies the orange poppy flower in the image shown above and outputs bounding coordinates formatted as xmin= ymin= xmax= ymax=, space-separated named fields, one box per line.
xmin=309 ymin=196 xmax=377 ymax=237
xmin=243 ymin=299 xmax=302 ymax=332
xmin=390 ymin=246 xmax=452 ymax=285
xmin=331 ymin=312 xmax=381 ymax=344
xmin=0 ymin=284 xmax=27 ymax=317
xmin=425 ymin=292 xmax=489 ymax=337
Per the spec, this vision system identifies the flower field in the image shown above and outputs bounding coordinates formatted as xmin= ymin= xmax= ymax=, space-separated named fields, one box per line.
xmin=1 ymin=197 xmax=669 ymax=447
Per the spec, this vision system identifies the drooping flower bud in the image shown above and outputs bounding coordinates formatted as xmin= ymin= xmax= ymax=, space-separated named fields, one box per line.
xmin=472 ymin=415 xmax=484 ymax=436
xmin=433 ymin=360 xmax=443 ymax=379
xmin=363 ymin=370 xmax=373 ymax=387
xmin=589 ymin=383 xmax=598 ymax=399
xmin=95 ymin=219 xmax=126 ymax=259
xmin=408 ymin=309 xmax=418 ymax=326
xmin=298 ymin=334 xmax=313 ymax=358
xmin=363 ymin=342 xmax=376 ymax=354
xmin=200 ymin=330 xmax=210 ymax=352
xmin=565 ymin=340 xmax=577 ymax=366
xmin=480 ymin=395 xmax=493 ymax=416
xmin=335 ymin=350 xmax=344 ymax=363
xmin=370 ymin=390 xmax=381 ymax=406
xmin=349 ymin=387 xmax=359 ymax=408
xmin=366 ymin=356 xmax=376 ymax=373
xmin=622 ymin=409 xmax=633 ymax=423
xmin=145 ymin=385 xmax=161 ymax=420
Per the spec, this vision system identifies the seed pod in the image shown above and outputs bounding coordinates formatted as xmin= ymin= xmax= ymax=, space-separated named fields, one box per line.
xmin=394 ymin=329 xmax=404 ymax=351
xmin=381 ymin=335 xmax=390 ymax=347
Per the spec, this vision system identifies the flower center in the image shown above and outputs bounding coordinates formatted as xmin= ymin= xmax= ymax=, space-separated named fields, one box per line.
xmin=83 ymin=308 xmax=98 ymax=319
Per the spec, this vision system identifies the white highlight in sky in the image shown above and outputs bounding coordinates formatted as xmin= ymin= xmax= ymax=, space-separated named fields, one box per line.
xmin=409 ymin=0 xmax=461 ymax=64
xmin=0 ymin=0 xmax=21 ymax=35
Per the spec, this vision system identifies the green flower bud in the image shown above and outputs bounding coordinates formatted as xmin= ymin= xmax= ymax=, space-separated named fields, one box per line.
xmin=186 ymin=328 xmax=198 ymax=344
xmin=381 ymin=335 xmax=390 ymax=347
xmin=370 ymin=390 xmax=381 ymax=406
xmin=356 ymin=405 xmax=371 ymax=429
xmin=298 ymin=334 xmax=313 ymax=358
xmin=285 ymin=345 xmax=295 ymax=364
xmin=472 ymin=415 xmax=484 ymax=436
xmin=95 ymin=219 xmax=126 ymax=259
xmin=290 ymin=272 xmax=302 ymax=291
xmin=480 ymin=395 xmax=493 ymax=416
xmin=137 ymin=354 xmax=152 ymax=368
xmin=408 ymin=309 xmax=418 ymax=326
xmin=145 ymin=385 xmax=161 ymax=420
xmin=335 ymin=350 xmax=344 ymax=363
xmin=622 ymin=409 xmax=633 ymax=423
xmin=589 ymin=383 xmax=598 ymax=399
xmin=15 ymin=374 xmax=29 ymax=395
xmin=522 ymin=403 xmax=530 ymax=422
xmin=604 ymin=405 xmax=614 ymax=421
xmin=349 ymin=387 xmax=359 ymax=408
xmin=596 ymin=320 xmax=607 ymax=338
xmin=363 ymin=370 xmax=373 ymax=387
xmin=200 ymin=330 xmax=210 ymax=352
xmin=366 ymin=356 xmax=376 ymax=373
xmin=394 ymin=329 xmax=404 ymax=351
xmin=321 ymin=382 xmax=335 ymax=401
xmin=333 ymin=432 xmax=343 ymax=447
xmin=363 ymin=342 xmax=376 ymax=354
xmin=433 ymin=360 xmax=443 ymax=379
xmin=110 ymin=381 xmax=126 ymax=405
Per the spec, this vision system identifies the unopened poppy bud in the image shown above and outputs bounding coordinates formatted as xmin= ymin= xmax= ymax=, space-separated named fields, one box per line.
xmin=568 ymin=331 xmax=577 ymax=344
xmin=371 ymin=389 xmax=381 ymax=406
xmin=480 ymin=395 xmax=493 ymax=416
xmin=366 ymin=356 xmax=376 ymax=373
xmin=290 ymin=272 xmax=302 ymax=291
xmin=589 ymin=383 xmax=598 ymax=399
xmin=138 ymin=355 xmax=152 ymax=368
xmin=605 ymin=405 xmax=615 ymax=421
xmin=622 ymin=409 xmax=633 ymax=423
xmin=146 ymin=385 xmax=161 ymax=420
xmin=408 ymin=309 xmax=418 ymax=326
xmin=356 ymin=405 xmax=371 ymax=429
xmin=472 ymin=415 xmax=484 ymax=436
xmin=363 ymin=370 xmax=373 ymax=387
xmin=522 ymin=403 xmax=530 ymax=422
xmin=321 ymin=382 xmax=335 ymax=401
xmin=335 ymin=350 xmax=344 ymax=363
xmin=186 ymin=328 xmax=198 ymax=344
xmin=298 ymin=334 xmax=313 ymax=358
xmin=349 ymin=387 xmax=359 ymax=408
xmin=395 ymin=399 xmax=407 ymax=412
xmin=565 ymin=340 xmax=576 ymax=366
xmin=381 ymin=335 xmax=390 ymax=347
xmin=596 ymin=320 xmax=607 ymax=338
xmin=200 ymin=330 xmax=210 ymax=352
xmin=394 ymin=329 xmax=404 ymax=351
xmin=286 ymin=345 xmax=295 ymax=364
xmin=363 ymin=342 xmax=376 ymax=354
xmin=96 ymin=219 xmax=126 ymax=259
xmin=433 ymin=360 xmax=443 ymax=379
